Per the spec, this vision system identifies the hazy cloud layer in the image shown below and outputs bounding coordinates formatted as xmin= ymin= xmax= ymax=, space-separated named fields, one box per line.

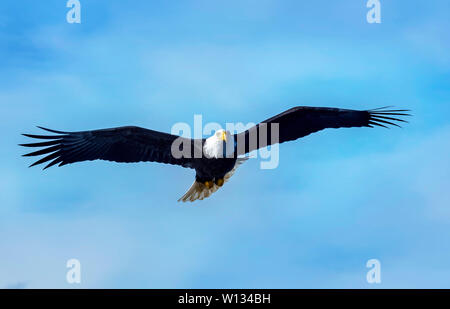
xmin=1 ymin=0 xmax=449 ymax=288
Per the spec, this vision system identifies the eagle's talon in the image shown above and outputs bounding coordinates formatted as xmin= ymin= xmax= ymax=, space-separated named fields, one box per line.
xmin=215 ymin=178 xmax=224 ymax=187
xmin=204 ymin=181 xmax=214 ymax=189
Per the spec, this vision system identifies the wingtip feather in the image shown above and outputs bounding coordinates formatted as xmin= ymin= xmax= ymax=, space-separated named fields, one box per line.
xmin=36 ymin=126 xmax=68 ymax=134
xmin=367 ymin=107 xmax=411 ymax=129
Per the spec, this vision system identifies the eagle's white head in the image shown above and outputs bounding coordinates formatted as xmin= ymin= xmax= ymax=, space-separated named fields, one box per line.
xmin=203 ymin=129 xmax=234 ymax=159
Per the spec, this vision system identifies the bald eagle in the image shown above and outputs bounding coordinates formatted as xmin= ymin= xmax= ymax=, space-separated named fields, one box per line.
xmin=20 ymin=106 xmax=409 ymax=202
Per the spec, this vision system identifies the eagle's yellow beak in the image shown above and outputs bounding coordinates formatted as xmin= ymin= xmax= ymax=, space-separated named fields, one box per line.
xmin=221 ymin=131 xmax=227 ymax=142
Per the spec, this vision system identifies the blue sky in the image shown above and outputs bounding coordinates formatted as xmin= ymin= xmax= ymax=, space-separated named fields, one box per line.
xmin=0 ymin=0 xmax=449 ymax=288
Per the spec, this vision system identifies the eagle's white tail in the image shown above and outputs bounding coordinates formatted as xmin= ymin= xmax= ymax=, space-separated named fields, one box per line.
xmin=178 ymin=158 xmax=248 ymax=202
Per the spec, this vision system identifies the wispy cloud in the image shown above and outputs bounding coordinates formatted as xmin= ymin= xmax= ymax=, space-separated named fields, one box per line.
xmin=4 ymin=281 xmax=28 ymax=289
xmin=1 ymin=0 xmax=449 ymax=288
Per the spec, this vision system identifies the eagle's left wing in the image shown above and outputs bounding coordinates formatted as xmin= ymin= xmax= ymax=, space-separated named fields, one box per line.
xmin=233 ymin=106 xmax=410 ymax=155
xmin=20 ymin=126 xmax=200 ymax=169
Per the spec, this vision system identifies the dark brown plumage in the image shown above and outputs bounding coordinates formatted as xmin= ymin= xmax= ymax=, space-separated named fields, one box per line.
xmin=20 ymin=126 xmax=199 ymax=169
xmin=233 ymin=106 xmax=410 ymax=155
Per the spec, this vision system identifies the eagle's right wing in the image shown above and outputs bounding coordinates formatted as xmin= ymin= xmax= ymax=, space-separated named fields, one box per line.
xmin=20 ymin=126 xmax=201 ymax=169
xmin=233 ymin=106 xmax=410 ymax=155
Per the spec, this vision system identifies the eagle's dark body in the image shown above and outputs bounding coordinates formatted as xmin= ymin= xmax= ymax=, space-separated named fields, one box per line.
xmin=193 ymin=157 xmax=237 ymax=183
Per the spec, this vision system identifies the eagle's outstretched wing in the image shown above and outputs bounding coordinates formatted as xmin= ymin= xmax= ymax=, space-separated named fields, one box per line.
xmin=233 ymin=106 xmax=411 ymax=155
xmin=20 ymin=126 xmax=199 ymax=169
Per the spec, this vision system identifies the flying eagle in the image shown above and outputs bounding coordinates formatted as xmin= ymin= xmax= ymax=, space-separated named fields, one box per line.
xmin=20 ymin=106 xmax=410 ymax=202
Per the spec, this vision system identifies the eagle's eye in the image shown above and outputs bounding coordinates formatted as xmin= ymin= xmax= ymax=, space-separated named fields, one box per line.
xmin=214 ymin=130 xmax=227 ymax=142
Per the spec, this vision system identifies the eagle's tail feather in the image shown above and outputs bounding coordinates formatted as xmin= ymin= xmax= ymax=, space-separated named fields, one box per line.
xmin=178 ymin=157 xmax=248 ymax=203
xmin=177 ymin=181 xmax=219 ymax=202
